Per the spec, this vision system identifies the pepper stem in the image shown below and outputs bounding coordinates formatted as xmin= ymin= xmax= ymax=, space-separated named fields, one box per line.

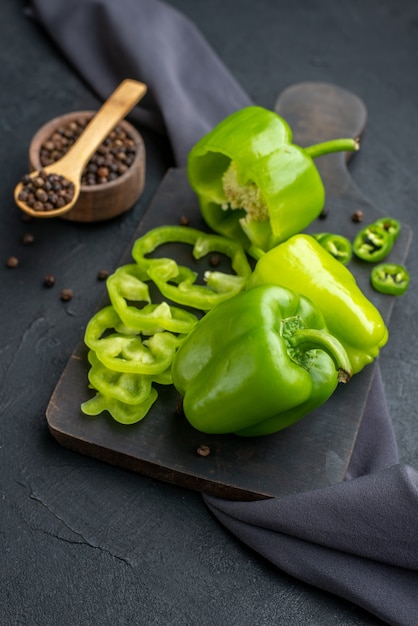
xmin=288 ymin=328 xmax=352 ymax=383
xmin=305 ymin=138 xmax=360 ymax=159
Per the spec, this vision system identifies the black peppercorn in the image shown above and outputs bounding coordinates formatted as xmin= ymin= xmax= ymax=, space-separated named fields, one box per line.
xmin=60 ymin=288 xmax=73 ymax=301
xmin=43 ymin=274 xmax=56 ymax=288
xmin=97 ymin=269 xmax=109 ymax=281
xmin=352 ymin=210 xmax=364 ymax=223
xmin=22 ymin=233 xmax=35 ymax=245
xmin=6 ymin=256 xmax=19 ymax=268
xmin=38 ymin=117 xmax=136 ymax=186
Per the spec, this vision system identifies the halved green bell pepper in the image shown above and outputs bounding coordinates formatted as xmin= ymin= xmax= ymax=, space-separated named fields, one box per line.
xmin=172 ymin=284 xmax=352 ymax=436
xmin=247 ymin=234 xmax=388 ymax=374
xmin=187 ymin=106 xmax=358 ymax=256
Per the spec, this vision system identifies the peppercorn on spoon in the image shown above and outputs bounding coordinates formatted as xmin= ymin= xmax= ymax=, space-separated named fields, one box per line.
xmin=14 ymin=79 xmax=147 ymax=218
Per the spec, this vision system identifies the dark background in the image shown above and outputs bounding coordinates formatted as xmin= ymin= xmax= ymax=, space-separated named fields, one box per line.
xmin=1 ymin=1 xmax=417 ymax=624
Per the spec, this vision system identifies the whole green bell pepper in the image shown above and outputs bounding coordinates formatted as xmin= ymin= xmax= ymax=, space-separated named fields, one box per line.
xmin=187 ymin=106 xmax=358 ymax=256
xmin=172 ymin=284 xmax=352 ymax=437
xmin=247 ymin=234 xmax=388 ymax=374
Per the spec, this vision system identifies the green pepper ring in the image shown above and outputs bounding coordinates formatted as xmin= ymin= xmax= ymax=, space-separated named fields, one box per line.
xmin=353 ymin=223 xmax=394 ymax=262
xmin=374 ymin=217 xmax=401 ymax=241
xmin=313 ymin=233 xmax=352 ymax=265
xmin=371 ymin=263 xmax=410 ymax=296
xmin=132 ymin=225 xmax=252 ymax=311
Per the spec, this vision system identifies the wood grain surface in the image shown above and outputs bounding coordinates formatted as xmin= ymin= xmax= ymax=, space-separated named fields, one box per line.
xmin=46 ymin=83 xmax=412 ymax=501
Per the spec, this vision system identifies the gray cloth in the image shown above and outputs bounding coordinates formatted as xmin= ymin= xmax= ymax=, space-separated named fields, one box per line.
xmin=29 ymin=0 xmax=251 ymax=166
xmin=29 ymin=1 xmax=418 ymax=624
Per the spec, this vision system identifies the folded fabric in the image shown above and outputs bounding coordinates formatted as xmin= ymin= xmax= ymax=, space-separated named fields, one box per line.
xmin=29 ymin=0 xmax=252 ymax=166
xmin=205 ymin=367 xmax=418 ymax=626
xmin=28 ymin=1 xmax=418 ymax=624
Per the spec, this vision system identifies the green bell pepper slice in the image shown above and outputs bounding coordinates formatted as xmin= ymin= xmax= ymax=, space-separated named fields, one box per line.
xmin=81 ymin=388 xmax=158 ymax=425
xmin=84 ymin=305 xmax=185 ymax=374
xmin=86 ymin=350 xmax=171 ymax=405
xmin=374 ymin=217 xmax=401 ymax=241
xmin=187 ymin=105 xmax=358 ymax=256
xmin=247 ymin=234 xmax=388 ymax=374
xmin=312 ymin=233 xmax=352 ymax=265
xmin=107 ymin=263 xmax=198 ymax=334
xmin=172 ymin=284 xmax=352 ymax=436
xmin=131 ymin=225 xmax=252 ymax=311
xmin=371 ymin=263 xmax=410 ymax=296
xmin=353 ymin=223 xmax=394 ymax=262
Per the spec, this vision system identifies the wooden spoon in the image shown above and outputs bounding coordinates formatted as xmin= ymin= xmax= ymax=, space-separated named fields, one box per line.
xmin=14 ymin=79 xmax=147 ymax=219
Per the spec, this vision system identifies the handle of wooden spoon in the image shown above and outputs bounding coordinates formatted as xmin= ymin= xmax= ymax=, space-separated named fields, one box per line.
xmin=57 ymin=79 xmax=147 ymax=181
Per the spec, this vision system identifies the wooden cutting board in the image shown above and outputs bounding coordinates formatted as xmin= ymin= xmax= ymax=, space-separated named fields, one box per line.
xmin=46 ymin=82 xmax=412 ymax=501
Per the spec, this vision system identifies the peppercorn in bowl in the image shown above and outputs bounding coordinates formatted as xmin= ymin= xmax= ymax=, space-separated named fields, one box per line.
xmin=28 ymin=110 xmax=145 ymax=222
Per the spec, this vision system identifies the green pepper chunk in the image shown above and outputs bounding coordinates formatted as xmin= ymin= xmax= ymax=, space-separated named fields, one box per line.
xmin=247 ymin=234 xmax=388 ymax=374
xmin=353 ymin=223 xmax=394 ymax=262
xmin=107 ymin=263 xmax=198 ymax=334
xmin=187 ymin=106 xmax=359 ymax=256
xmin=371 ymin=263 xmax=410 ymax=296
xmin=313 ymin=233 xmax=352 ymax=265
xmin=172 ymin=284 xmax=352 ymax=436
xmin=132 ymin=225 xmax=252 ymax=310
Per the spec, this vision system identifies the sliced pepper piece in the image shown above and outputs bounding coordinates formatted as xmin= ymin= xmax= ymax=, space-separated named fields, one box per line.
xmin=374 ymin=217 xmax=401 ymax=241
xmin=313 ymin=233 xmax=352 ymax=265
xmin=86 ymin=350 xmax=171 ymax=405
xmin=247 ymin=234 xmax=388 ymax=374
xmin=187 ymin=105 xmax=358 ymax=255
xmin=172 ymin=284 xmax=352 ymax=436
xmin=371 ymin=263 xmax=410 ymax=296
xmin=353 ymin=223 xmax=394 ymax=262
xmin=81 ymin=388 xmax=158 ymax=425
xmin=84 ymin=305 xmax=184 ymax=374
xmin=131 ymin=225 xmax=252 ymax=311
xmin=107 ymin=263 xmax=198 ymax=334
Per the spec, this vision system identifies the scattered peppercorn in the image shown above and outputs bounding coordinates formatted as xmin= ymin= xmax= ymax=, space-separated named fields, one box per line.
xmin=60 ymin=288 xmax=73 ymax=301
xmin=38 ymin=118 xmax=137 ymax=186
xmin=22 ymin=233 xmax=35 ymax=245
xmin=209 ymin=254 xmax=220 ymax=267
xmin=97 ymin=269 xmax=109 ymax=281
xmin=43 ymin=274 xmax=56 ymax=288
xmin=6 ymin=256 xmax=19 ymax=268
xmin=179 ymin=215 xmax=189 ymax=226
xmin=196 ymin=444 xmax=211 ymax=457
xmin=18 ymin=170 xmax=75 ymax=213
xmin=352 ymin=210 xmax=364 ymax=223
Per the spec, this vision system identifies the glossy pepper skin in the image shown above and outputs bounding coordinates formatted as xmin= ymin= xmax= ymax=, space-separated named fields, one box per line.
xmin=172 ymin=284 xmax=352 ymax=437
xmin=187 ymin=106 xmax=358 ymax=256
xmin=247 ymin=234 xmax=389 ymax=374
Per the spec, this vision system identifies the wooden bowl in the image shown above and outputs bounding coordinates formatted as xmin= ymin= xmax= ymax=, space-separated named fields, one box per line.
xmin=28 ymin=111 xmax=146 ymax=222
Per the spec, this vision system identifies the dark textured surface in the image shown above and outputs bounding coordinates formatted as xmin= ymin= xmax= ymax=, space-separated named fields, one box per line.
xmin=1 ymin=1 xmax=417 ymax=624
